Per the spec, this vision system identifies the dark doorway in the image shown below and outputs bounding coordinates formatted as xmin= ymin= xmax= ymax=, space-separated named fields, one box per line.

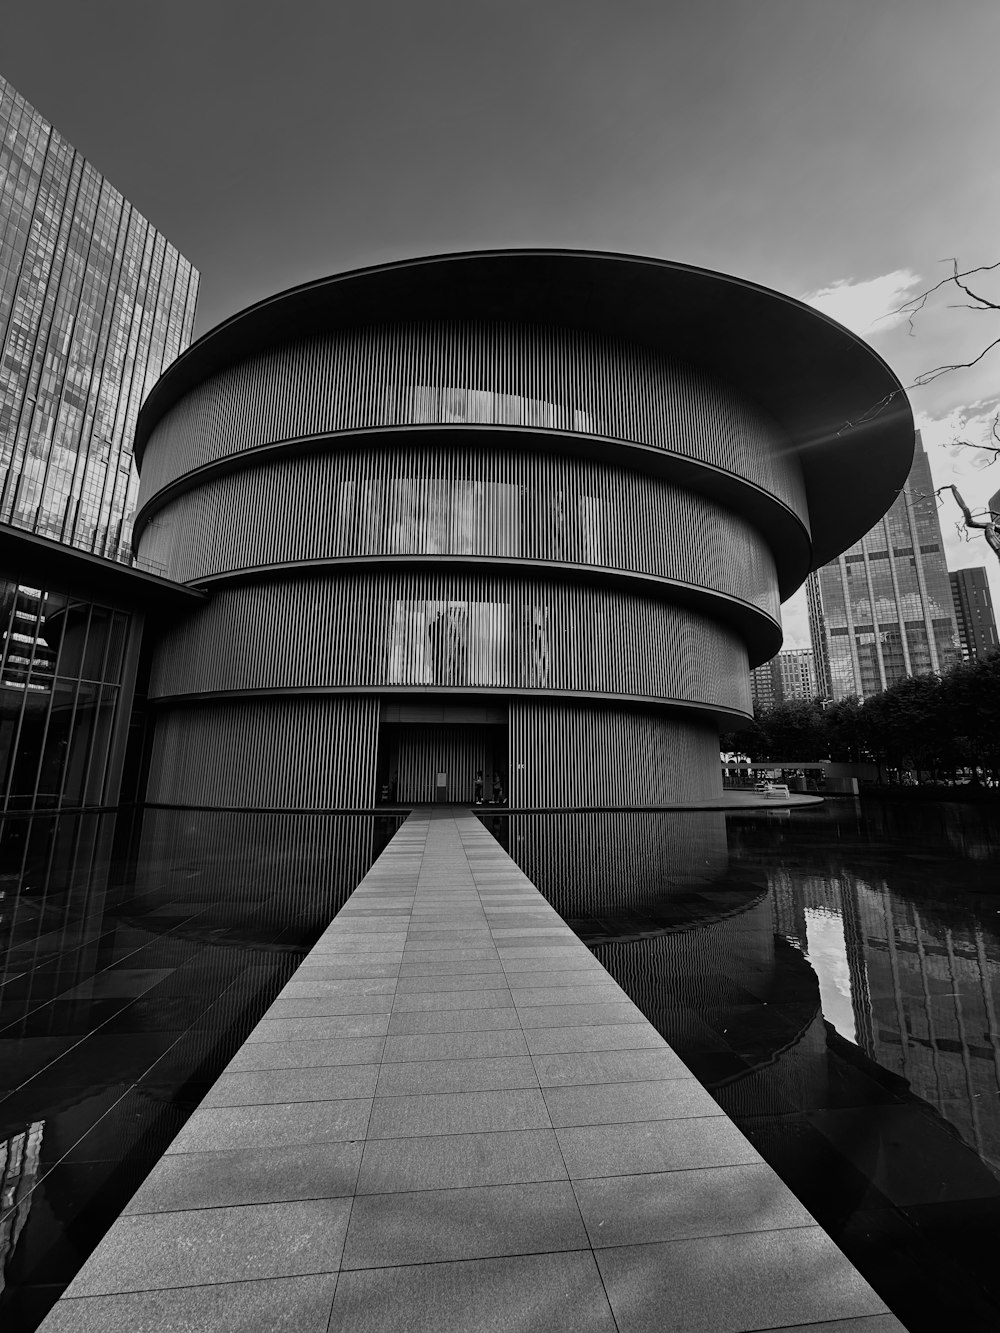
xmin=377 ymin=703 xmax=508 ymax=805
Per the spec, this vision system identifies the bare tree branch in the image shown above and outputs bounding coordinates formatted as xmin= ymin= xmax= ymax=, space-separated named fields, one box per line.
xmin=841 ymin=260 xmax=1000 ymax=569
xmin=891 ymin=258 xmax=1000 ymax=318
xmin=941 ymin=484 xmax=1000 ymax=560
xmin=910 ymin=335 xmax=1000 ymax=386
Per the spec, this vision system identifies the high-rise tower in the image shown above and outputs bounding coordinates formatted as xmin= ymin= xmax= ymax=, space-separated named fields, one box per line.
xmin=0 ymin=75 xmax=199 ymax=562
xmin=807 ymin=431 xmax=960 ymax=700
xmin=949 ymin=567 xmax=998 ymax=660
xmin=0 ymin=76 xmax=200 ymax=814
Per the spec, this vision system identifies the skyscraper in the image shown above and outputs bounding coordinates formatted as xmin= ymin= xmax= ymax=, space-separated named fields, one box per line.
xmin=949 ymin=567 xmax=998 ymax=660
xmin=0 ymin=75 xmax=199 ymax=562
xmin=807 ymin=431 xmax=960 ymax=701
xmin=750 ymin=648 xmax=818 ymax=710
xmin=1 ymin=75 xmax=200 ymax=814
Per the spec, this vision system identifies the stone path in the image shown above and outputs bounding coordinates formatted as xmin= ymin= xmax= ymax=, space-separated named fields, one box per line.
xmin=41 ymin=808 xmax=906 ymax=1332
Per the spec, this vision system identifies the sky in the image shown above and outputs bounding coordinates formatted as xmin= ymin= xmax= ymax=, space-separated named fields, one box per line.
xmin=4 ymin=0 xmax=1000 ymax=646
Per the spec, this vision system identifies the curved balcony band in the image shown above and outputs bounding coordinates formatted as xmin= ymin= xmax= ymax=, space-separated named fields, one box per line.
xmin=134 ymin=251 xmax=914 ymax=809
xmin=136 ymin=444 xmax=781 ymax=627
xmin=147 ymin=572 xmax=751 ymax=716
xmin=136 ymin=321 xmax=809 ymax=531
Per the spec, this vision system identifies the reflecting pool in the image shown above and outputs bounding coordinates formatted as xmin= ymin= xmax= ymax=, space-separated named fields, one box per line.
xmin=0 ymin=809 xmax=402 ymax=1330
xmin=483 ymin=799 xmax=1000 ymax=1333
xmin=1 ymin=799 xmax=999 ymax=1331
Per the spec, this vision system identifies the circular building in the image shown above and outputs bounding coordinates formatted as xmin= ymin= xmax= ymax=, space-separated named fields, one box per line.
xmin=131 ymin=251 xmax=913 ymax=810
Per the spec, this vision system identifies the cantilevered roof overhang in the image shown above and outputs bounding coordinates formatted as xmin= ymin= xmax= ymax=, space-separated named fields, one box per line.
xmin=135 ymin=250 xmax=915 ymax=575
xmin=0 ymin=524 xmax=206 ymax=611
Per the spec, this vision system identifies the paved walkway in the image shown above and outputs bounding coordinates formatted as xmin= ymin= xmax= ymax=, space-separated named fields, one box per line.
xmin=42 ymin=809 xmax=905 ymax=1332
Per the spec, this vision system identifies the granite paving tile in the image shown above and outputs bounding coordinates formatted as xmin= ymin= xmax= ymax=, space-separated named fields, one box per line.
xmin=123 ymin=1141 xmax=363 ymax=1212
xmin=329 ymin=1251 xmax=617 ymax=1333
xmin=38 ymin=1274 xmax=339 ymax=1333
xmin=314 ymin=937 xmax=407 ymax=952
xmin=224 ymin=1035 xmax=385 ymax=1071
xmin=375 ymin=1055 xmax=536 ymax=1095
xmin=368 ymin=1087 xmax=550 ymax=1137
xmin=285 ymin=959 xmax=400 ymax=981
xmin=749 ymin=1317 xmax=908 ymax=1332
xmin=288 ymin=961 xmax=401 ymax=978
xmin=595 ymin=1227 xmax=889 ymax=1333
xmin=356 ymin=1127 xmax=567 ymax=1193
xmin=246 ymin=1014 xmax=390 ymax=1041
xmin=497 ymin=955 xmax=609 ymax=973
xmin=168 ymin=1099 xmax=372 ymax=1153
xmin=266 ymin=990 xmax=395 ymax=1013
xmin=341 ymin=1180 xmax=587 ymax=1268
xmin=510 ymin=983 xmax=624 ymax=1006
xmin=397 ymin=959 xmax=506 ymax=976
xmin=556 ymin=1116 xmax=763 ymax=1178
xmin=503 ymin=969 xmax=610 ymax=988
xmin=497 ymin=946 xmax=594 ymax=959
xmin=381 ymin=1030 xmax=529 ymax=1061
xmin=517 ymin=1001 xmax=648 ymax=1028
xmin=264 ymin=997 xmax=394 ymax=1020
xmin=574 ymin=1163 xmax=814 ymax=1247
xmin=390 ymin=988 xmax=515 ymax=1012
xmin=543 ymin=1078 xmax=723 ymax=1127
xmin=64 ymin=1199 xmax=352 ymax=1295
xmin=533 ymin=1047 xmax=693 ymax=1086
xmin=202 ymin=1064 xmax=380 ymax=1106
xmin=394 ymin=973 xmax=512 ymax=993
xmin=399 ymin=946 xmax=500 ymax=961
xmin=523 ymin=1023 xmax=668 ymax=1055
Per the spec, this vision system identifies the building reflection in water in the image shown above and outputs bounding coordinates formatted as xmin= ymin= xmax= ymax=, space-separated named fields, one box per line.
xmin=491 ymin=804 xmax=1000 ymax=1332
xmin=2 ymin=799 xmax=1000 ymax=1331
xmin=773 ymin=866 xmax=1000 ymax=1176
xmin=0 ymin=808 xmax=402 ymax=1332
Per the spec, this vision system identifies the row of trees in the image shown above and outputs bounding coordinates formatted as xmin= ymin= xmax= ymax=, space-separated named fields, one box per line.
xmin=721 ymin=652 xmax=1000 ymax=787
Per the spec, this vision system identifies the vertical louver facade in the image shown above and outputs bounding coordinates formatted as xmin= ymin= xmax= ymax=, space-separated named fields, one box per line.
xmin=131 ymin=251 xmax=915 ymax=809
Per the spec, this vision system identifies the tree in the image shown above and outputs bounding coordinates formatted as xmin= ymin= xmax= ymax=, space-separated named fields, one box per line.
xmin=945 ymin=484 xmax=1000 ymax=560
xmin=750 ymin=700 xmax=828 ymax=761
xmin=823 ymin=696 xmax=867 ymax=764
xmin=890 ymin=260 xmax=1000 ymax=563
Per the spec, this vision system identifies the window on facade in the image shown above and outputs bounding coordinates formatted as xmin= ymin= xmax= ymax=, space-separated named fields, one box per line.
xmin=0 ymin=579 xmax=129 ymax=810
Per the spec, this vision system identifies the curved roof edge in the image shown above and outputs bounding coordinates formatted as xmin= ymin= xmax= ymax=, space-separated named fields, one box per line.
xmin=136 ymin=249 xmax=915 ymax=574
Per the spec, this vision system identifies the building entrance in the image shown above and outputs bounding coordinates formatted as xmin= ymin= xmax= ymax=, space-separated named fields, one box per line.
xmin=377 ymin=703 xmax=508 ymax=805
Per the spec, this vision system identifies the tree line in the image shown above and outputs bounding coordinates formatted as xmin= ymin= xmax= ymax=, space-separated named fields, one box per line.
xmin=721 ymin=651 xmax=1000 ymax=787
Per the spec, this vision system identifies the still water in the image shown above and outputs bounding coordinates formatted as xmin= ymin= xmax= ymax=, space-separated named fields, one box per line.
xmin=0 ymin=809 xmax=403 ymax=1330
xmin=1 ymin=799 xmax=998 ymax=1330
xmin=486 ymin=799 xmax=1000 ymax=1333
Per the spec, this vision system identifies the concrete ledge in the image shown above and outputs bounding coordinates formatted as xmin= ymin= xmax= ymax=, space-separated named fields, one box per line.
xmin=39 ymin=807 xmax=904 ymax=1333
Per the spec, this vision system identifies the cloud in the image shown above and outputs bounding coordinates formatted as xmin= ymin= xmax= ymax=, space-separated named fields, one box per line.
xmin=801 ymin=269 xmax=923 ymax=337
xmin=780 ymin=588 xmax=811 ymax=650
xmin=916 ymin=402 xmax=1000 ymax=474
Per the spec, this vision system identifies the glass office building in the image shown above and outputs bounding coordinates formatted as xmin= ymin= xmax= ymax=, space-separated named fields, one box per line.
xmin=949 ymin=566 xmax=998 ymax=660
xmin=807 ymin=431 xmax=961 ymax=701
xmin=0 ymin=75 xmax=200 ymax=811
xmin=0 ymin=75 xmax=199 ymax=562
xmin=750 ymin=648 xmax=818 ymax=710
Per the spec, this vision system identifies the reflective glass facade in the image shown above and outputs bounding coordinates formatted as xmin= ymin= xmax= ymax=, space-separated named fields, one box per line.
xmin=0 ymin=76 xmax=198 ymax=562
xmin=807 ymin=433 xmax=961 ymax=700
xmin=750 ymin=648 xmax=818 ymax=709
xmin=949 ymin=567 xmax=998 ymax=660
xmin=0 ymin=580 xmax=135 ymax=809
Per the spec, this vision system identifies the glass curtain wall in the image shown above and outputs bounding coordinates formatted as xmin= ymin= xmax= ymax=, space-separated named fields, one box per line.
xmin=0 ymin=76 xmax=199 ymax=562
xmin=0 ymin=580 xmax=131 ymax=810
